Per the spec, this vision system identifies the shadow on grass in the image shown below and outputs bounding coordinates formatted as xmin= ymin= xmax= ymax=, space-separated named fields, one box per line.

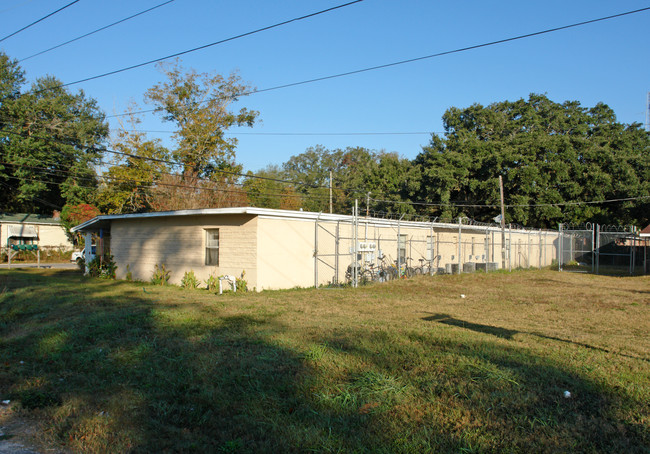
xmin=422 ymin=314 xmax=518 ymax=339
xmin=316 ymin=328 xmax=649 ymax=453
xmin=422 ymin=312 xmax=649 ymax=363
xmin=0 ymin=270 xmax=647 ymax=453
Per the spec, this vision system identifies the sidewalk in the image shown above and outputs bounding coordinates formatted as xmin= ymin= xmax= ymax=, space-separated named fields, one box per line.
xmin=0 ymin=263 xmax=78 ymax=270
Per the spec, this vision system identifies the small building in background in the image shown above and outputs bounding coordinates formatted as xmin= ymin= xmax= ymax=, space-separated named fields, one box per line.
xmin=0 ymin=213 xmax=74 ymax=252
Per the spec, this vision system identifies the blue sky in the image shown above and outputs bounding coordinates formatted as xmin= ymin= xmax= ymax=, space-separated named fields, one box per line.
xmin=1 ymin=0 xmax=649 ymax=172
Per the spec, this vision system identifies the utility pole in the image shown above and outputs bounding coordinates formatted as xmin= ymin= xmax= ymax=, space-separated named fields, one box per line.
xmin=499 ymin=175 xmax=507 ymax=270
xmin=329 ymin=170 xmax=333 ymax=214
xmin=366 ymin=192 xmax=370 ymax=217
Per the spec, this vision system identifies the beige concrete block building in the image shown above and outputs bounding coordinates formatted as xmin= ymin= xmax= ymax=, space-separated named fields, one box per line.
xmin=73 ymin=207 xmax=560 ymax=290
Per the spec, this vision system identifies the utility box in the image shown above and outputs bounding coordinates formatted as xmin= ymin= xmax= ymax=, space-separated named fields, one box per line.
xmin=463 ymin=262 xmax=476 ymax=273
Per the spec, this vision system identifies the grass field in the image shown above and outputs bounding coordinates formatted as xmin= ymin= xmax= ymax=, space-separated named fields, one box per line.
xmin=0 ymin=268 xmax=648 ymax=453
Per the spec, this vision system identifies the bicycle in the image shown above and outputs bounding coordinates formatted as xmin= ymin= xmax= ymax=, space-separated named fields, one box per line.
xmin=413 ymin=258 xmax=432 ymax=275
xmin=378 ymin=255 xmax=399 ymax=281
xmin=345 ymin=261 xmax=378 ymax=285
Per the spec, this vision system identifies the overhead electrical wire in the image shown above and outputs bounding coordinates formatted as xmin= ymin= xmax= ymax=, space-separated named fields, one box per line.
xmin=38 ymin=0 xmax=364 ymax=92
xmin=19 ymin=0 xmax=177 ymax=62
xmin=2 ymin=163 xmax=331 ymax=203
xmin=0 ymin=179 xmax=62 ymax=210
xmin=131 ymin=129 xmax=438 ymax=136
xmin=370 ymin=194 xmax=650 ymax=209
xmin=4 ymin=142 xmax=648 ymax=213
xmin=104 ymin=5 xmax=650 ymax=120
xmin=0 ymin=0 xmax=81 ymax=43
xmin=3 ymin=126 xmax=649 ymax=211
xmin=0 ymin=127 xmax=324 ymax=189
xmin=246 ymin=6 xmax=650 ymax=97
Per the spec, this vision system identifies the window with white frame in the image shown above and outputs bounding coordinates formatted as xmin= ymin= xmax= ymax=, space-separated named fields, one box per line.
xmin=205 ymin=229 xmax=219 ymax=266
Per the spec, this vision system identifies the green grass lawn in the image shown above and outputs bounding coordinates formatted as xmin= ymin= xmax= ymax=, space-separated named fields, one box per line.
xmin=0 ymin=269 xmax=648 ymax=453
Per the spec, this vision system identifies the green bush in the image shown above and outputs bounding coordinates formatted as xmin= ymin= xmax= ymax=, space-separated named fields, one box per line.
xmin=236 ymin=270 xmax=248 ymax=292
xmin=181 ymin=270 xmax=200 ymax=289
xmin=151 ymin=264 xmax=170 ymax=285
xmin=86 ymin=255 xmax=117 ymax=279
xmin=205 ymin=274 xmax=218 ymax=292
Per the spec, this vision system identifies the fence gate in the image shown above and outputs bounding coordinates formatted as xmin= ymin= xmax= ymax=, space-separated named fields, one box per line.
xmin=595 ymin=225 xmax=637 ymax=275
xmin=559 ymin=223 xmax=643 ymax=275
xmin=558 ymin=223 xmax=594 ymax=273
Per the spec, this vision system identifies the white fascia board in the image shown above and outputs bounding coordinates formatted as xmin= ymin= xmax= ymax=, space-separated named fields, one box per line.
xmin=70 ymin=206 xmax=558 ymax=234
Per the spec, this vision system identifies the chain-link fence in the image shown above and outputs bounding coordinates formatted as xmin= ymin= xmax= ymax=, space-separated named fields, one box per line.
xmin=314 ymin=213 xmax=560 ymax=287
xmin=559 ymin=223 xmax=647 ymax=275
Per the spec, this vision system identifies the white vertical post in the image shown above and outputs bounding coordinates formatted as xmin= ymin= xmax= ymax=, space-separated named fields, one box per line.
xmin=354 ymin=201 xmax=358 ymax=288
xmin=397 ymin=215 xmax=401 ymax=276
xmin=538 ymin=230 xmax=542 ymax=269
xmin=84 ymin=232 xmax=92 ymax=275
xmin=508 ymin=224 xmax=512 ymax=272
xmin=558 ymin=224 xmax=562 ymax=271
xmin=314 ymin=213 xmax=321 ymax=288
xmin=457 ymin=217 xmax=462 ymax=274
xmin=335 ymin=221 xmax=340 ymax=284
xmin=430 ymin=222 xmax=434 ymax=275
xmin=595 ymin=224 xmax=600 ymax=275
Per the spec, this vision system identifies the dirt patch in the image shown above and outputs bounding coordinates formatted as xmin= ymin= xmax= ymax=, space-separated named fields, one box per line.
xmin=0 ymin=402 xmax=68 ymax=454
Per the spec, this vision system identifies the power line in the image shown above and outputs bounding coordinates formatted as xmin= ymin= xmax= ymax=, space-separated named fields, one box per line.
xmin=370 ymin=194 xmax=650 ymax=209
xmin=0 ymin=127 xmax=324 ymax=189
xmin=2 ymin=164 xmax=330 ymax=203
xmin=246 ymin=6 xmax=650 ymax=97
xmin=44 ymin=0 xmax=364 ymax=92
xmin=0 ymin=179 xmax=62 ymax=210
xmin=132 ymin=129 xmax=438 ymax=136
xmin=0 ymin=0 xmax=81 ymax=43
xmin=5 ymin=152 xmax=648 ymax=213
xmin=105 ymin=5 xmax=650 ymax=120
xmin=18 ymin=0 xmax=177 ymax=62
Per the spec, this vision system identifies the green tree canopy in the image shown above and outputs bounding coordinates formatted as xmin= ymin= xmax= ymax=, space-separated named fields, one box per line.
xmin=281 ymin=145 xmax=418 ymax=215
xmin=98 ymin=111 xmax=171 ymax=214
xmin=144 ymin=60 xmax=258 ymax=181
xmin=0 ymin=52 xmax=108 ymax=214
xmin=415 ymin=94 xmax=650 ymax=228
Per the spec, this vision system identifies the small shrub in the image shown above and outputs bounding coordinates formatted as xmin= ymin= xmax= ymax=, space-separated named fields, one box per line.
xmin=205 ymin=274 xmax=218 ymax=292
xmin=100 ymin=254 xmax=117 ymax=279
xmin=125 ymin=264 xmax=133 ymax=281
xmin=181 ymin=270 xmax=200 ymax=289
xmin=86 ymin=255 xmax=117 ymax=279
xmin=151 ymin=264 xmax=170 ymax=285
xmin=236 ymin=270 xmax=248 ymax=292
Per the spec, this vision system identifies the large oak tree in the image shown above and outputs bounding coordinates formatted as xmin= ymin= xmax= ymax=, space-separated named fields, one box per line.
xmin=415 ymin=94 xmax=650 ymax=228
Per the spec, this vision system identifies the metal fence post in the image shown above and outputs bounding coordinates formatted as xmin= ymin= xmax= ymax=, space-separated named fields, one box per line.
xmin=335 ymin=221 xmax=340 ymax=285
xmin=558 ymin=224 xmax=563 ymax=271
xmin=595 ymin=224 xmax=600 ymax=275
xmin=429 ymin=222 xmax=438 ymax=276
xmin=508 ymin=224 xmax=512 ymax=272
xmin=458 ymin=217 xmax=462 ymax=274
xmin=630 ymin=226 xmax=636 ymax=275
xmin=397 ymin=215 xmax=401 ymax=277
xmin=538 ymin=230 xmax=542 ymax=269
xmin=314 ymin=213 xmax=321 ymax=288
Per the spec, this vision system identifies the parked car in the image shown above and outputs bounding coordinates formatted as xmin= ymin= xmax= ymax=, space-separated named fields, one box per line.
xmin=71 ymin=245 xmax=96 ymax=264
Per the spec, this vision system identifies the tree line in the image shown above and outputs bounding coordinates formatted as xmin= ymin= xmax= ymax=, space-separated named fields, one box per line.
xmin=1 ymin=51 xmax=648 ymax=231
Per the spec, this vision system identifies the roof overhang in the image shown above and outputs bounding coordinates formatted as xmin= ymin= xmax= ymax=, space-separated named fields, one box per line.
xmin=7 ymin=225 xmax=38 ymax=238
xmin=71 ymin=206 xmax=534 ymax=234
